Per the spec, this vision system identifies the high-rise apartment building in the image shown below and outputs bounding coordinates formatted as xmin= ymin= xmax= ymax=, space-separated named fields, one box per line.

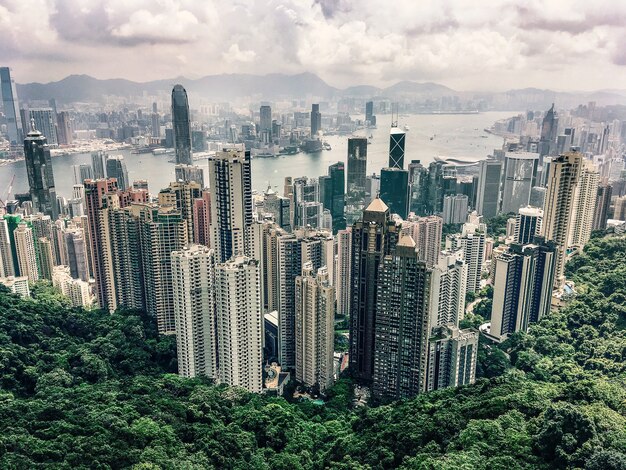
xmin=174 ymin=164 xmax=204 ymax=187
xmin=592 ymin=184 xmax=612 ymax=231
xmin=52 ymin=265 xmax=91 ymax=307
xmin=172 ymin=245 xmax=217 ymax=379
xmin=192 ymin=191 xmax=211 ymax=246
xmin=0 ymin=218 xmax=15 ymax=278
xmin=402 ymin=214 xmax=443 ymax=267
xmin=335 ymin=228 xmax=352 ymax=317
xmin=208 ymin=147 xmax=253 ymax=263
xmin=429 ymin=251 xmax=467 ymax=327
xmin=372 ymin=234 xmax=431 ymax=400
xmin=159 ymin=180 xmax=202 ymax=244
xmin=36 ymin=237 xmax=54 ymax=280
xmin=442 ymin=194 xmax=469 ymax=224
xmin=64 ymin=227 xmax=89 ymax=281
xmin=215 ymin=256 xmax=263 ymax=392
xmin=426 ymin=325 xmax=478 ymax=391
xmin=0 ymin=67 xmax=23 ymax=145
xmin=349 ymin=198 xmax=399 ymax=383
xmin=91 ymin=151 xmax=106 ymax=179
xmin=14 ymin=222 xmax=38 ymax=281
xmin=448 ymin=219 xmax=486 ymax=293
xmin=541 ymin=152 xmax=582 ymax=287
xmin=515 ymin=206 xmax=543 ymax=244
xmin=569 ymin=160 xmax=599 ymax=248
xmin=295 ymin=263 xmax=335 ymax=391
xmin=475 ymin=159 xmax=502 ymax=219
xmin=24 ymin=122 xmax=58 ymax=219
xmin=171 ymin=84 xmax=193 ymax=165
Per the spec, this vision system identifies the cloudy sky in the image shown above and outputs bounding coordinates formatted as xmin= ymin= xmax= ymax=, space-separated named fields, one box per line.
xmin=1 ymin=0 xmax=625 ymax=91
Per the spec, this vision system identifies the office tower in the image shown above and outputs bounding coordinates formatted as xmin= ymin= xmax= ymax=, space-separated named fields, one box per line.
xmin=541 ymin=152 xmax=582 ymax=288
xmin=24 ymin=122 xmax=58 ymax=219
xmin=84 ymin=178 xmax=119 ymax=309
xmin=73 ymin=164 xmax=93 ymax=185
xmin=408 ymin=160 xmax=429 ymax=215
xmin=426 ymin=324 xmax=478 ymax=391
xmin=140 ymin=206 xmax=187 ymax=334
xmin=365 ymin=101 xmax=376 ymax=125
xmin=349 ymin=197 xmax=400 ymax=383
xmin=402 ymin=214 xmax=443 ymax=266
xmin=389 ymin=127 xmax=406 ymax=169
xmin=52 ymin=266 xmax=92 ymax=307
xmin=192 ymin=191 xmax=211 ymax=246
xmin=539 ymin=104 xmax=558 ymax=159
xmin=292 ymin=177 xmax=319 ymax=228
xmin=277 ymin=228 xmax=334 ymax=369
xmin=0 ymin=276 xmax=30 ymax=297
xmin=530 ymin=186 xmax=546 ymax=208
xmin=171 ymin=84 xmax=192 ymax=165
xmin=569 ymin=160 xmax=599 ymax=248
xmin=372 ymin=234 xmax=431 ymax=400
xmin=37 ymin=237 xmax=54 ymax=280
xmin=346 ymin=137 xmax=368 ymax=198
xmin=215 ymin=256 xmax=263 ymax=392
xmin=295 ymin=263 xmax=335 ymax=391
xmin=56 ymin=111 xmax=72 ymax=145
xmin=158 ymin=180 xmax=202 ymax=244
xmin=592 ymin=184 xmax=612 ymax=230
xmin=0 ymin=67 xmax=23 ymax=145
xmin=515 ymin=206 xmax=543 ymax=244
xmin=259 ymin=105 xmax=272 ymax=142
xmin=490 ymin=241 xmax=556 ymax=341
xmin=91 ymin=151 xmax=106 ymax=179
xmin=311 ymin=104 xmax=321 ymax=136
xmin=105 ymin=155 xmax=130 ymax=190
xmin=208 ymin=147 xmax=253 ymax=263
xmin=263 ymin=186 xmax=291 ymax=232
xmin=172 ymin=245 xmax=216 ymax=379
xmin=430 ymin=251 xmax=467 ymax=327
xmin=336 ymin=228 xmax=352 ymax=317
xmin=442 ymin=194 xmax=469 ymax=224
xmin=151 ymin=112 xmax=160 ymax=138
xmin=174 ymin=164 xmax=204 ymax=187
xmin=320 ymin=162 xmax=345 ymax=233
xmin=64 ymin=228 xmax=89 ymax=281
xmin=476 ymin=159 xmax=502 ymax=218
xmin=500 ymin=152 xmax=539 ymax=214
xmin=426 ymin=161 xmax=446 ymax=214
xmin=448 ymin=220 xmax=486 ymax=293
xmin=296 ymin=201 xmax=324 ymax=230
xmin=365 ymin=174 xmax=381 ymax=202
xmin=28 ymin=109 xmax=58 ymax=147
xmin=0 ymin=218 xmax=15 ymax=277
xmin=14 ymin=222 xmax=38 ymax=281
xmin=380 ymin=167 xmax=409 ymax=219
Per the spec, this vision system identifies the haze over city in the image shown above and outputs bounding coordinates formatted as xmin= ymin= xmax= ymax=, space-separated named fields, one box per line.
xmin=3 ymin=0 xmax=626 ymax=91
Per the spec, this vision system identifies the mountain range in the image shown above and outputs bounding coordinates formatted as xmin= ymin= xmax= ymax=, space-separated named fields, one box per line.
xmin=15 ymin=73 xmax=626 ymax=110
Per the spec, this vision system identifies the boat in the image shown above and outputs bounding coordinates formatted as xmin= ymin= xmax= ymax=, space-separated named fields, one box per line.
xmin=254 ymin=152 xmax=275 ymax=158
xmin=278 ymin=146 xmax=299 ymax=155
xmin=403 ymin=125 xmax=410 ymax=132
xmin=323 ymin=141 xmax=332 ymax=151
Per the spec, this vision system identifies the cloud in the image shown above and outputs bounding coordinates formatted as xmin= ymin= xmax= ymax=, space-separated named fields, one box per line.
xmin=1 ymin=0 xmax=625 ymax=91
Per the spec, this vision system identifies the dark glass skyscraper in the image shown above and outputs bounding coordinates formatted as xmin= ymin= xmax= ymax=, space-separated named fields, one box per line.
xmin=349 ymin=198 xmax=399 ymax=383
xmin=311 ymin=104 xmax=321 ymax=136
xmin=105 ymin=156 xmax=130 ymax=191
xmin=171 ymin=84 xmax=192 ymax=165
xmin=380 ymin=167 xmax=409 ymax=219
xmin=347 ymin=137 xmax=367 ymax=196
xmin=24 ymin=121 xmax=58 ymax=219
xmin=389 ymin=127 xmax=406 ymax=169
xmin=0 ymin=67 xmax=23 ymax=146
xmin=320 ymin=162 xmax=345 ymax=233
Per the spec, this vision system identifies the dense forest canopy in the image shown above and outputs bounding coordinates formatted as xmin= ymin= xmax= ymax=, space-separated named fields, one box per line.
xmin=1 ymin=236 xmax=625 ymax=469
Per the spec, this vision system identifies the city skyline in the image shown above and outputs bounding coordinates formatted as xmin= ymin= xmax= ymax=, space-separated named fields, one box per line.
xmin=2 ymin=1 xmax=626 ymax=92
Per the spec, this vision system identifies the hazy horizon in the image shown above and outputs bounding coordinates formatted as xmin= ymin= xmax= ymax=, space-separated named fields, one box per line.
xmin=2 ymin=0 xmax=625 ymax=93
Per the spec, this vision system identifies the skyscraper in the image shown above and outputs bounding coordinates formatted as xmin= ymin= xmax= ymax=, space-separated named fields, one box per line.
xmin=24 ymin=121 xmax=58 ymax=219
xmin=380 ymin=167 xmax=409 ymax=219
xmin=389 ymin=127 xmax=406 ymax=169
xmin=311 ymin=103 xmax=321 ymax=136
xmin=426 ymin=325 xmax=478 ymax=391
xmin=295 ymin=263 xmax=335 ymax=392
xmin=91 ymin=151 xmax=106 ymax=179
xmin=365 ymin=101 xmax=376 ymax=126
xmin=569 ymin=160 xmax=599 ymax=248
xmin=14 ymin=222 xmax=38 ymax=281
xmin=172 ymin=245 xmax=217 ymax=379
xmin=592 ymin=184 xmax=612 ymax=231
xmin=28 ymin=109 xmax=58 ymax=147
xmin=515 ymin=206 xmax=543 ymax=244
xmin=346 ymin=137 xmax=368 ymax=197
xmin=64 ymin=227 xmax=89 ymax=281
xmin=174 ymin=164 xmax=205 ymax=187
xmin=408 ymin=160 xmax=429 ymax=215
xmin=215 ymin=256 xmax=263 ymax=393
xmin=73 ymin=164 xmax=93 ymax=185
xmin=448 ymin=219 xmax=486 ymax=293
xmin=541 ymin=152 xmax=582 ymax=288
xmin=56 ymin=111 xmax=73 ymax=145
xmin=171 ymin=84 xmax=192 ymax=165
xmin=259 ymin=105 xmax=272 ymax=142
xmin=500 ymin=152 xmax=539 ymax=214
xmin=105 ymin=155 xmax=130 ymax=191
xmin=372 ymin=234 xmax=431 ymax=400
xmin=0 ymin=218 xmax=15 ymax=277
xmin=539 ymin=104 xmax=558 ymax=159
xmin=429 ymin=251 xmax=467 ymax=327
xmin=158 ymin=180 xmax=202 ymax=244
xmin=475 ymin=159 xmax=502 ymax=218
xmin=442 ymin=194 xmax=469 ymax=224
xmin=349 ymin=197 xmax=399 ymax=383
xmin=208 ymin=147 xmax=253 ymax=263
xmin=402 ymin=214 xmax=443 ymax=267
xmin=335 ymin=228 xmax=352 ymax=317
xmin=0 ymin=67 xmax=23 ymax=145
xmin=320 ymin=162 xmax=345 ymax=233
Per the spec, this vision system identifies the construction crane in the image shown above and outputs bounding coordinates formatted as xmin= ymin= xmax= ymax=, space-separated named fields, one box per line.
xmin=0 ymin=174 xmax=15 ymax=209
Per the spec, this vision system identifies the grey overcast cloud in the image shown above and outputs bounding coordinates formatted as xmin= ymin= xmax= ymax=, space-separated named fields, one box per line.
xmin=1 ymin=0 xmax=625 ymax=90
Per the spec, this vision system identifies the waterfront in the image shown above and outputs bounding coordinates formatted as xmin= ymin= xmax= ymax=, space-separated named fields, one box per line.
xmin=0 ymin=112 xmax=512 ymax=199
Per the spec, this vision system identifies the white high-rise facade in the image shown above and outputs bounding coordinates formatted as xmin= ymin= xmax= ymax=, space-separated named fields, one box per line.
xmin=430 ymin=251 xmax=467 ymax=327
xmin=515 ymin=206 xmax=543 ymax=245
xmin=172 ymin=245 xmax=217 ymax=379
xmin=208 ymin=147 xmax=253 ymax=263
xmin=14 ymin=222 xmax=39 ymax=282
xmin=403 ymin=214 xmax=443 ymax=266
xmin=295 ymin=263 xmax=335 ymax=391
xmin=52 ymin=265 xmax=92 ymax=307
xmin=335 ymin=228 xmax=352 ymax=317
xmin=215 ymin=256 xmax=263 ymax=392
xmin=569 ymin=160 xmax=599 ymax=248
xmin=448 ymin=220 xmax=485 ymax=293
xmin=0 ymin=218 xmax=15 ymax=278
